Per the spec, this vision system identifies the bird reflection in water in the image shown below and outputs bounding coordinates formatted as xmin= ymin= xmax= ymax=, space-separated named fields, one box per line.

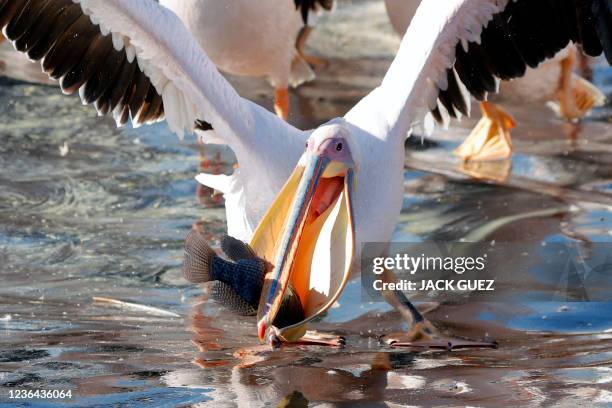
xmin=185 ymin=302 xmax=424 ymax=407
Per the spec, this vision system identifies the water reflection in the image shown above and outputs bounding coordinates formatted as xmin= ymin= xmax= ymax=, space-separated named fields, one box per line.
xmin=183 ymin=301 xmax=405 ymax=406
xmin=181 ymin=291 xmax=612 ymax=406
xmin=459 ymin=159 xmax=512 ymax=183
xmin=1 ymin=3 xmax=612 ymax=406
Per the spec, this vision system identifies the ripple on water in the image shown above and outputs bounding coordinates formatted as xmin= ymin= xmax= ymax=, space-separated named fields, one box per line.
xmin=1 ymin=8 xmax=612 ymax=406
xmin=0 ymin=177 xmax=77 ymax=213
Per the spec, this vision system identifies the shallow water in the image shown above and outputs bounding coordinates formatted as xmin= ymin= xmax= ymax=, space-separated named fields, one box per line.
xmin=1 ymin=1 xmax=612 ymax=407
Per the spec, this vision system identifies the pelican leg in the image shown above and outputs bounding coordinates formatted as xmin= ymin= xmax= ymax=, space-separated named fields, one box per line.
xmin=454 ymin=101 xmax=515 ymax=162
xmin=274 ymin=87 xmax=290 ymax=120
xmin=295 ymin=25 xmax=328 ymax=70
xmin=555 ymin=47 xmax=605 ymax=121
xmin=556 ymin=48 xmax=582 ymax=120
xmin=577 ymin=49 xmax=593 ymax=80
xmin=379 ymin=269 xmax=497 ymax=350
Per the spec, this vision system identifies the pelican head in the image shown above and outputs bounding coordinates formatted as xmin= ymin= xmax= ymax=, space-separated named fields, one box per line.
xmin=249 ymin=120 xmax=357 ymax=345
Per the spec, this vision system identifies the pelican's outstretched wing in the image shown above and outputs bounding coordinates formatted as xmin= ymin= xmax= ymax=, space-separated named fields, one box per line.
xmin=1 ymin=0 xmax=307 ymax=240
xmin=0 ymin=0 xmax=304 ymax=167
xmin=348 ymin=0 xmax=611 ymax=140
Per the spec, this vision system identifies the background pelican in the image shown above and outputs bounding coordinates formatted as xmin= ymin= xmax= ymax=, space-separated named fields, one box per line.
xmin=0 ymin=0 xmax=333 ymax=119
xmin=0 ymin=36 xmax=54 ymax=84
xmin=159 ymin=0 xmax=333 ymax=120
xmin=1 ymin=0 xmax=610 ymax=345
xmin=384 ymin=0 xmax=607 ymax=162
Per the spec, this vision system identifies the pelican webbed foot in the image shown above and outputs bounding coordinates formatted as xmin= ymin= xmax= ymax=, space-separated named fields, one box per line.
xmin=454 ymin=101 xmax=515 ymax=162
xmin=299 ymin=330 xmax=346 ymax=347
xmin=553 ymin=48 xmax=605 ymax=121
xmin=382 ymin=319 xmax=497 ymax=351
xmin=380 ymin=269 xmax=496 ymax=351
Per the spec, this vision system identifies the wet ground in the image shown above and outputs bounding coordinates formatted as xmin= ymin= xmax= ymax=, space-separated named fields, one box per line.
xmin=1 ymin=1 xmax=612 ymax=407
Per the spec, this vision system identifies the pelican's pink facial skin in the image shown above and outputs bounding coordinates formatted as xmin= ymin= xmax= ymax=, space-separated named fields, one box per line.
xmin=306 ymin=137 xmax=354 ymax=167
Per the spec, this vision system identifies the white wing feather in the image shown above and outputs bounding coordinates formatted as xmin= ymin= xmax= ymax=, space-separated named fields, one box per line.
xmin=73 ymin=0 xmax=304 ymax=164
xmin=71 ymin=0 xmax=307 ymax=238
xmin=347 ymin=0 xmax=509 ymax=142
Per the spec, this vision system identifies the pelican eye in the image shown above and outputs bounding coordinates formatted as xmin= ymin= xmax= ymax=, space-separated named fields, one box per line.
xmin=336 ymin=143 xmax=343 ymax=152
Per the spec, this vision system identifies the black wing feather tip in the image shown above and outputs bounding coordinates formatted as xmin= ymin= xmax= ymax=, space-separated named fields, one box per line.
xmin=14 ymin=0 xmax=59 ymax=52
xmin=6 ymin=0 xmax=42 ymax=40
xmin=0 ymin=0 xmax=166 ymax=127
xmin=431 ymin=0 xmax=611 ymax=121
xmin=0 ymin=0 xmax=26 ymax=32
xmin=592 ymin=0 xmax=612 ymax=64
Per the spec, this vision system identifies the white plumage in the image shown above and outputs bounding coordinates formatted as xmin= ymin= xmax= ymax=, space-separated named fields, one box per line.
xmin=384 ymin=0 xmax=420 ymax=37
xmin=71 ymin=0 xmax=405 ymax=251
xmin=384 ymin=0 xmax=605 ymax=123
xmin=65 ymin=0 xmax=308 ymax=241
xmin=160 ymin=0 xmax=313 ymax=89
xmin=158 ymin=0 xmax=318 ymax=119
xmin=2 ymin=0 xmax=608 ymax=258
